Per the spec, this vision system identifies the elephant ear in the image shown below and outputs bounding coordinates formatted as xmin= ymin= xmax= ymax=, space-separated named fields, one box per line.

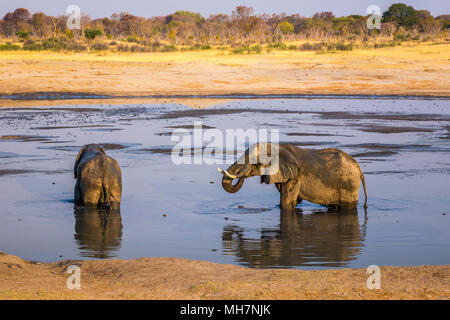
xmin=74 ymin=145 xmax=88 ymax=179
xmin=261 ymin=145 xmax=300 ymax=184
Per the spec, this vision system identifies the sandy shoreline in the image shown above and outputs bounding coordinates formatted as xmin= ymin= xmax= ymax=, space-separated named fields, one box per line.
xmin=1 ymin=43 xmax=449 ymax=108
xmin=0 ymin=252 xmax=448 ymax=300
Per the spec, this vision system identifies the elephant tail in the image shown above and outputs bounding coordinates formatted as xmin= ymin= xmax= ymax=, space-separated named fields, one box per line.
xmin=360 ymin=173 xmax=368 ymax=209
xmin=102 ymin=184 xmax=112 ymax=211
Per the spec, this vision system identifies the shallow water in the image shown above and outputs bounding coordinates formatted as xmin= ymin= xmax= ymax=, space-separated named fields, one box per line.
xmin=0 ymin=98 xmax=449 ymax=269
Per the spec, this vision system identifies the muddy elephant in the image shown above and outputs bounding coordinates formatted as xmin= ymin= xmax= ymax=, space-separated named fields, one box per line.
xmin=74 ymin=144 xmax=122 ymax=209
xmin=219 ymin=143 xmax=367 ymax=211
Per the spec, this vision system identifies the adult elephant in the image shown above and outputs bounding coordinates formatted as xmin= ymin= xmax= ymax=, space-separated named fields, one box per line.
xmin=74 ymin=144 xmax=122 ymax=209
xmin=219 ymin=143 xmax=367 ymax=211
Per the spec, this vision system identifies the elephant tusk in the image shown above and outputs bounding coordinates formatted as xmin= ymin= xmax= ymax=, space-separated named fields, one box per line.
xmin=218 ymin=168 xmax=238 ymax=179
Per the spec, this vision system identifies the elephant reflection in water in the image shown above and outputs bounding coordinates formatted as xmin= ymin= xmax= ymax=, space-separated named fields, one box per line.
xmin=222 ymin=209 xmax=367 ymax=268
xmin=74 ymin=207 xmax=123 ymax=259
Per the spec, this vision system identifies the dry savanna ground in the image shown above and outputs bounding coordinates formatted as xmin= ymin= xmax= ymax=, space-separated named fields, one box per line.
xmin=0 ymin=42 xmax=449 ymax=300
xmin=0 ymin=42 xmax=449 ymax=108
xmin=0 ymin=253 xmax=449 ymax=300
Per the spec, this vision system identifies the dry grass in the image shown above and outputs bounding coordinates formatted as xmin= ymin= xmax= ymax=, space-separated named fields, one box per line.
xmin=0 ymin=42 xmax=449 ymax=107
xmin=0 ymin=253 xmax=448 ymax=300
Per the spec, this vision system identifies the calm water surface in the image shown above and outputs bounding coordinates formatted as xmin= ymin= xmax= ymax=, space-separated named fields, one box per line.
xmin=0 ymin=98 xmax=449 ymax=269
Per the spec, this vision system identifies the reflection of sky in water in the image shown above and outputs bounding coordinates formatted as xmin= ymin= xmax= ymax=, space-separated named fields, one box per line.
xmin=0 ymin=99 xmax=449 ymax=269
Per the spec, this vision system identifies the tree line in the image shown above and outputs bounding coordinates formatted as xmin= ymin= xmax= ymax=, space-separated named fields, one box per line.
xmin=1 ymin=4 xmax=449 ymax=52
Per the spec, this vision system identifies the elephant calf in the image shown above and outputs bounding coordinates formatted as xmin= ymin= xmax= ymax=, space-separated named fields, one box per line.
xmin=219 ymin=143 xmax=367 ymax=211
xmin=74 ymin=144 xmax=122 ymax=209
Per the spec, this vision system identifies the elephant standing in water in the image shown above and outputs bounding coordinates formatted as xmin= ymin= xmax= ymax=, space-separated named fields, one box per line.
xmin=219 ymin=143 xmax=367 ymax=211
xmin=74 ymin=144 xmax=122 ymax=209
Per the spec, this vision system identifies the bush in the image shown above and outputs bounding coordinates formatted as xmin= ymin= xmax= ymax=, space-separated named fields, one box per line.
xmin=16 ymin=31 xmax=30 ymax=40
xmin=127 ymin=36 xmax=138 ymax=43
xmin=84 ymin=29 xmax=102 ymax=40
xmin=394 ymin=32 xmax=410 ymax=41
xmin=267 ymin=42 xmax=288 ymax=50
xmin=278 ymin=21 xmax=294 ymax=35
xmin=232 ymin=45 xmax=262 ymax=54
xmin=91 ymin=42 xmax=109 ymax=51
xmin=185 ymin=43 xmax=211 ymax=51
xmin=41 ymin=37 xmax=67 ymax=51
xmin=298 ymin=42 xmax=325 ymax=51
xmin=160 ymin=44 xmax=178 ymax=52
xmin=288 ymin=44 xmax=297 ymax=50
xmin=22 ymin=38 xmax=87 ymax=52
xmin=373 ymin=41 xmax=397 ymax=49
xmin=0 ymin=43 xmax=21 ymax=51
xmin=23 ymin=40 xmax=43 ymax=50
xmin=327 ymin=42 xmax=353 ymax=51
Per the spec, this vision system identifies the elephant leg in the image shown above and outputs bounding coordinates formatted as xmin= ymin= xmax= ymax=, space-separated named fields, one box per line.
xmin=74 ymin=180 xmax=82 ymax=205
xmin=81 ymin=181 xmax=101 ymax=207
xmin=105 ymin=189 xmax=121 ymax=210
xmin=279 ymin=179 xmax=301 ymax=212
xmin=275 ymin=183 xmax=281 ymax=192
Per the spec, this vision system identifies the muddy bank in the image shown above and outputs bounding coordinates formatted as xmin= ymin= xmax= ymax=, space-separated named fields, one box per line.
xmin=0 ymin=252 xmax=448 ymax=300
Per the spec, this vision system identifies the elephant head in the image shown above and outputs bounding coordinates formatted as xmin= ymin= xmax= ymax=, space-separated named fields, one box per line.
xmin=219 ymin=143 xmax=300 ymax=193
xmin=74 ymin=144 xmax=106 ymax=178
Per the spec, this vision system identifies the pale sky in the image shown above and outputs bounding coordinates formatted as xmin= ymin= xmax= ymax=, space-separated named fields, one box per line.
xmin=1 ymin=0 xmax=449 ymax=18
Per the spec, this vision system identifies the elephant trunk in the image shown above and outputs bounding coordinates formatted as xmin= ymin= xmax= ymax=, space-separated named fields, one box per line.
xmin=222 ymin=175 xmax=246 ymax=193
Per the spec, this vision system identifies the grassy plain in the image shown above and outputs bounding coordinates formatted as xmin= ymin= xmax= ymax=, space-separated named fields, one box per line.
xmin=0 ymin=42 xmax=449 ymax=107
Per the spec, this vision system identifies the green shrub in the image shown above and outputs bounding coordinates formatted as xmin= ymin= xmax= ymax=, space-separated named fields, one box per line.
xmin=186 ymin=43 xmax=211 ymax=51
xmin=298 ymin=42 xmax=325 ymax=51
xmin=41 ymin=37 xmax=67 ymax=51
xmin=267 ymin=42 xmax=288 ymax=50
xmin=394 ymin=32 xmax=409 ymax=41
xmin=23 ymin=40 xmax=43 ymax=50
xmin=127 ymin=36 xmax=138 ymax=43
xmin=0 ymin=43 xmax=21 ymax=51
xmin=231 ymin=45 xmax=261 ymax=54
xmin=327 ymin=42 xmax=353 ymax=51
xmin=160 ymin=44 xmax=178 ymax=52
xmin=84 ymin=29 xmax=102 ymax=40
xmin=278 ymin=21 xmax=294 ymax=35
xmin=288 ymin=44 xmax=297 ymax=50
xmin=373 ymin=42 xmax=397 ymax=49
xmin=16 ymin=30 xmax=29 ymax=40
